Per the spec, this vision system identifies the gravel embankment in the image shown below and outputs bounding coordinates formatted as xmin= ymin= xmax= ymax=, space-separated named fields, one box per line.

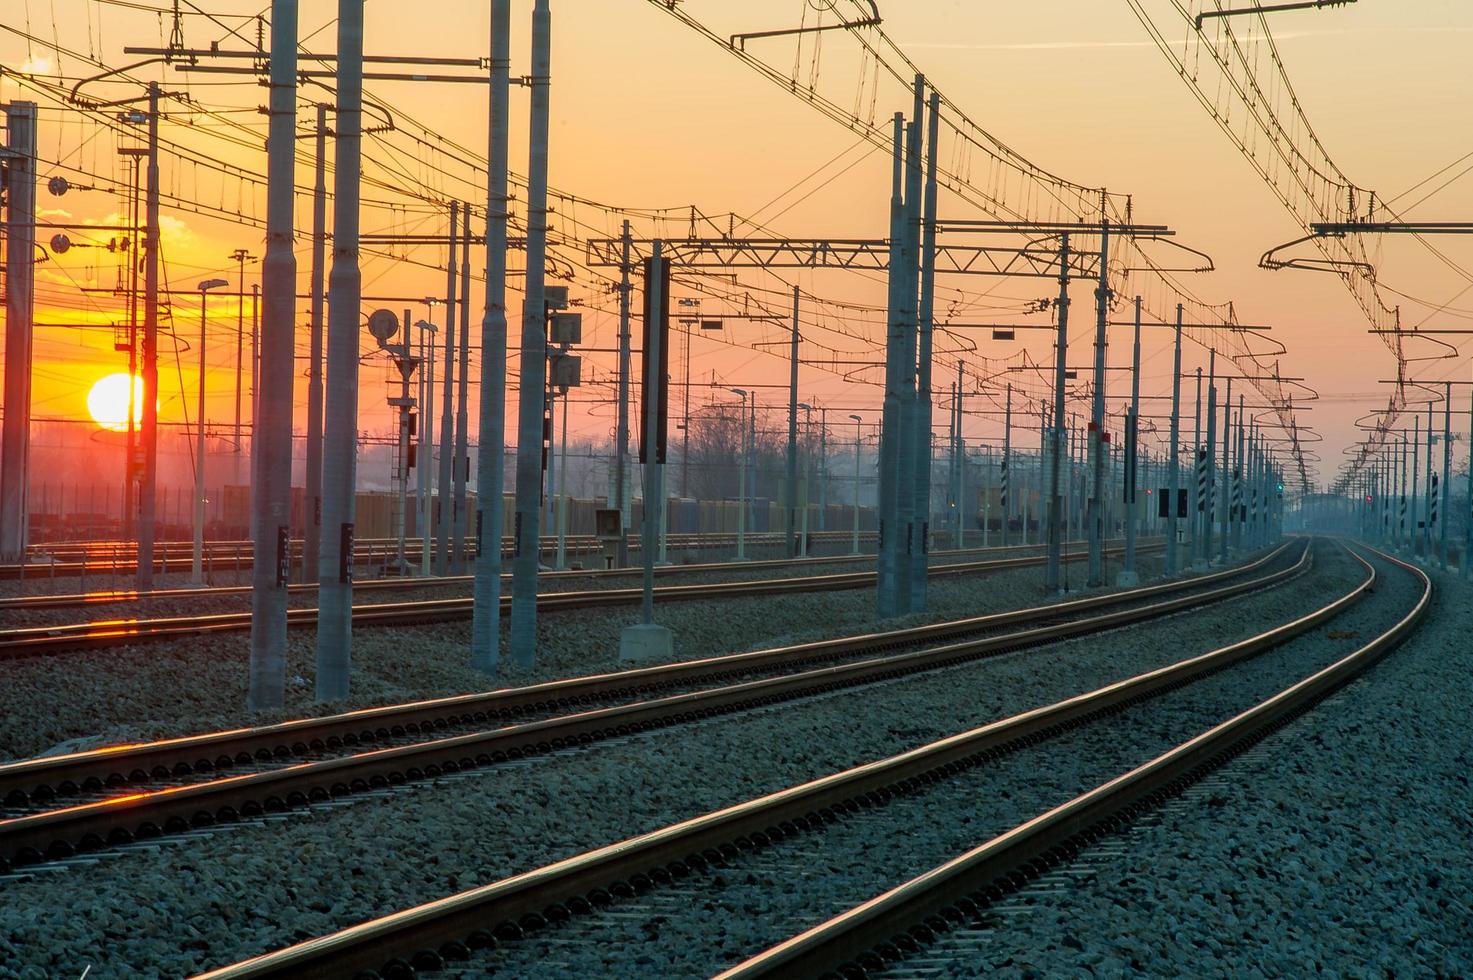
xmin=0 ymin=544 xmax=1169 ymax=760
xmin=920 ymin=549 xmax=1470 ymax=979
xmin=0 ymin=542 xmax=1332 ymax=977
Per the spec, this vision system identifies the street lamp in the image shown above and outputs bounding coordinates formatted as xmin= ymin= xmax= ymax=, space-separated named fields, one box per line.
xmin=192 ymin=278 xmax=229 ymax=586
xmin=849 ymin=414 xmax=863 ymax=554
xmin=729 ymin=388 xmax=749 ymax=560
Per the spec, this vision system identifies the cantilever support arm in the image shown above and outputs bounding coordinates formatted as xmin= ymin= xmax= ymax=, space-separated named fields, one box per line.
xmin=731 ymin=1 xmax=882 ymax=49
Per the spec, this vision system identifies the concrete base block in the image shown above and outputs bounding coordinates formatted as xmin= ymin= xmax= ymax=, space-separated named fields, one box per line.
xmin=619 ymin=622 xmax=674 ymax=663
xmin=1115 ymin=570 xmax=1140 ymax=587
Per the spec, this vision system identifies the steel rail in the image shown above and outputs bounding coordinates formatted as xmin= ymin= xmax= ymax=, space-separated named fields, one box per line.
xmin=0 ymin=543 xmax=1302 ymax=899
xmin=179 ymin=539 xmax=1374 ymax=980
xmin=0 ymin=544 xmax=1160 ymax=657
xmin=0 ymin=542 xmax=1289 ymax=807
xmin=719 ymin=542 xmax=1429 ymax=979
xmin=0 ymin=538 xmax=1049 ymax=612
xmin=4 ymin=530 xmax=883 ymax=580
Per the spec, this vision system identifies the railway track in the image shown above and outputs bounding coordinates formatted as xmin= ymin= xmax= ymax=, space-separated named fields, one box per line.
xmin=175 ymin=541 xmax=1428 ymax=980
xmin=0 ymin=541 xmax=1298 ymax=876
xmin=0 ymin=542 xmax=1155 ymax=657
xmin=0 ymin=537 xmax=1069 ymax=613
xmin=5 ymin=530 xmax=881 ymax=580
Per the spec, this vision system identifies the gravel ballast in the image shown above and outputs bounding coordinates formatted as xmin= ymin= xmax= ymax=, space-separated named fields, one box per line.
xmin=0 ymin=545 xmax=1169 ymax=761
xmin=911 ymin=548 xmax=1471 ymax=979
xmin=0 ymin=542 xmax=1343 ymax=977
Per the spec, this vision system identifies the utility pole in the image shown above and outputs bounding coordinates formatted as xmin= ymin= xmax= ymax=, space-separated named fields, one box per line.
xmin=453 ymin=209 xmax=472 ymax=571
xmin=1466 ymin=386 xmax=1472 ymax=579
xmin=416 ymin=317 xmax=435 ymax=573
xmin=192 ymin=279 xmax=229 ymax=586
xmin=786 ymin=285 xmax=800 ymax=559
xmin=1044 ymin=236 xmax=1071 ymax=593
xmin=1192 ymin=367 xmax=1203 ymax=567
xmin=614 ymin=221 xmax=633 ymax=567
xmin=1219 ymin=377 xmax=1232 ymax=564
xmin=1119 ymin=296 xmax=1142 ymax=586
xmin=315 ymin=0 xmax=363 ymax=703
xmin=1204 ymin=353 xmax=1217 ymax=565
xmin=895 ymin=79 xmax=924 ymax=614
xmin=1166 ymin=304 xmax=1183 ymax=576
xmin=229 ymin=247 xmax=256 ymax=489
xmin=303 ymin=104 xmax=328 ymax=582
xmin=137 ymin=81 xmax=161 ymax=591
xmin=877 ymin=112 xmax=905 ymax=616
xmin=436 ymin=201 xmax=458 ymax=575
xmin=620 ymin=241 xmax=672 ymax=661
xmin=248 ymin=0 xmax=298 ymax=709
xmin=1086 ymin=219 xmax=1111 ymax=588
xmin=471 ymin=0 xmax=511 ymax=673
xmin=1002 ymin=383 xmax=1012 ymax=548
xmin=510 ymin=0 xmax=553 ymax=667
xmin=909 ymin=87 xmax=940 ymax=612
xmin=0 ymin=101 xmax=37 ymax=564
xmin=850 ymin=413 xmax=863 ymax=554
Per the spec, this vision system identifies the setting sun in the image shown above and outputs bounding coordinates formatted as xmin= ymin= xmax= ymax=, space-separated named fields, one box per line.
xmin=86 ymin=373 xmax=144 ymax=432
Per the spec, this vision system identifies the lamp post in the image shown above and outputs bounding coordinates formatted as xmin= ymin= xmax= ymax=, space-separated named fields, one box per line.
xmin=849 ymin=414 xmax=862 ymax=554
xmin=191 ymin=278 xmax=229 ymax=586
xmin=730 ymin=388 xmax=749 ymax=560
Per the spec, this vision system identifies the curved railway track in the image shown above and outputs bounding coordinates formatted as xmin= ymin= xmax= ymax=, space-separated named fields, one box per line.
xmin=175 ymin=541 xmax=1429 ymax=980
xmin=0 ymin=542 xmax=1297 ymax=875
xmin=0 ymin=542 xmax=1155 ymax=657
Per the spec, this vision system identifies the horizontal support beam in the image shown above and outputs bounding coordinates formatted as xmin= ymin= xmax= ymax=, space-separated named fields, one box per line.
xmin=585 ymin=238 xmax=1100 ymax=278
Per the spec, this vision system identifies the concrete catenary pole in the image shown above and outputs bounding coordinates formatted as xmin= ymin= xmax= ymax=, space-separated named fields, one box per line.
xmin=303 ymin=103 xmax=328 ymax=582
xmin=1002 ymin=382 xmax=1012 ymax=548
xmin=1166 ymin=303 xmax=1183 ymax=576
xmin=417 ymin=319 xmax=434 ymax=572
xmin=895 ymin=81 xmax=924 ymax=613
xmin=436 ymin=201 xmax=458 ymax=574
xmin=786 ymin=285 xmax=800 ymax=558
xmin=1191 ymin=366 xmax=1202 ymax=566
xmin=1204 ymin=353 xmax=1217 ymax=564
xmin=614 ymin=221 xmax=633 ymax=567
xmin=1218 ymin=376 xmax=1232 ymax=564
xmin=137 ymin=82 xmax=161 ymax=591
xmin=453 ymin=211 xmax=471 ymax=571
xmin=1119 ymin=296 xmax=1142 ymax=586
xmin=877 ymin=113 xmax=905 ymax=616
xmin=229 ymin=247 xmax=252 ymax=488
xmin=192 ymin=281 xmax=223 ymax=587
xmin=1464 ymin=386 xmax=1473 ymax=578
xmin=1044 ymin=237 xmax=1072 ymax=593
xmin=314 ymin=0 xmax=363 ymax=703
xmin=510 ymin=0 xmax=553 ymax=667
xmin=909 ymin=87 xmax=940 ymax=611
xmin=0 ymin=102 xmax=37 ymax=564
xmin=1086 ymin=219 xmax=1111 ymax=587
xmin=471 ymin=0 xmax=511 ymax=673
xmin=850 ymin=414 xmax=862 ymax=554
xmin=248 ymin=0 xmax=297 ymax=709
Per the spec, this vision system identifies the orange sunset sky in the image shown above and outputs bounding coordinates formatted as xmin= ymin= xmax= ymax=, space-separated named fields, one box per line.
xmin=4 ymin=0 xmax=1473 ymax=491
